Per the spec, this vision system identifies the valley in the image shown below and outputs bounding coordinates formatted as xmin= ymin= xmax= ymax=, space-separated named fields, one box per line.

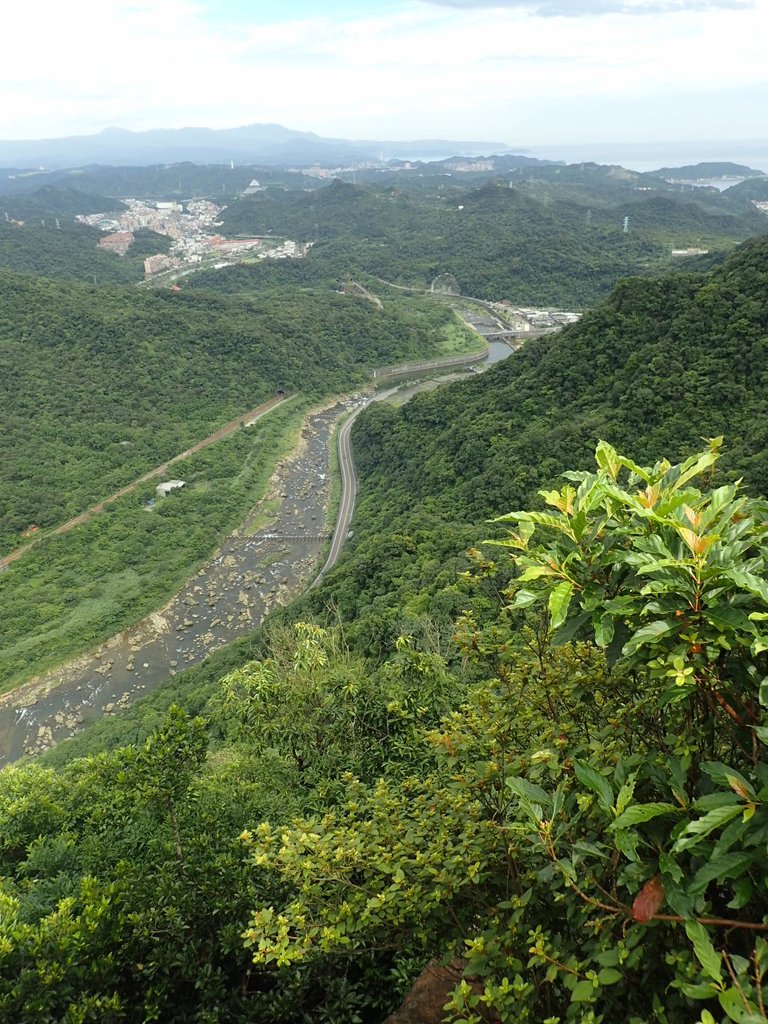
xmin=0 ymin=331 xmax=514 ymax=762
xmin=2 ymin=147 xmax=768 ymax=1024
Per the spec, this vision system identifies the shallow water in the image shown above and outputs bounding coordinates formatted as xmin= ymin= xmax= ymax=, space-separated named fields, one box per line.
xmin=0 ymin=400 xmax=355 ymax=764
xmin=0 ymin=341 xmax=516 ymax=766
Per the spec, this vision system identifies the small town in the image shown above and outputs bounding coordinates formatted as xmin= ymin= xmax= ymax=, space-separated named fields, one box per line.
xmin=77 ymin=196 xmax=310 ymax=279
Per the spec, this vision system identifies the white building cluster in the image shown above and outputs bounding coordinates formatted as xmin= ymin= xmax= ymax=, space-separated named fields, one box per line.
xmin=78 ymin=195 xmax=308 ymax=279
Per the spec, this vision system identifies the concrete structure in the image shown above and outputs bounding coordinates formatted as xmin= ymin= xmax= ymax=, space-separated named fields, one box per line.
xmin=156 ymin=480 xmax=186 ymax=497
xmin=98 ymin=231 xmax=133 ymax=255
xmin=143 ymin=254 xmax=181 ymax=277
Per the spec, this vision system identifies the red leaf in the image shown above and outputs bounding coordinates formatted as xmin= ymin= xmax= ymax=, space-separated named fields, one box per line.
xmin=632 ymin=876 xmax=665 ymax=923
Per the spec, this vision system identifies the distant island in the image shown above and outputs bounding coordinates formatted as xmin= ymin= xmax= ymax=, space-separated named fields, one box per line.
xmin=651 ymin=160 xmax=766 ymax=179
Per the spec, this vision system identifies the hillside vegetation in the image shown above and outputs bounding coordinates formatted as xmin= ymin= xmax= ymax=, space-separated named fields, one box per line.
xmin=0 ymin=270 xmax=459 ymax=689
xmin=4 ymin=234 xmax=766 ymax=1021
xmin=213 ymin=175 xmax=764 ymax=306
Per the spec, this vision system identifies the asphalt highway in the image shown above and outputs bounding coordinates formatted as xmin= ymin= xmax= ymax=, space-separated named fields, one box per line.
xmin=310 ymin=386 xmax=398 ymax=587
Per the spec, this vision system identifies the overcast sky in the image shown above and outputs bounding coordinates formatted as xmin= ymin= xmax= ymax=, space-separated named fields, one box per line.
xmin=1 ymin=0 xmax=765 ymax=155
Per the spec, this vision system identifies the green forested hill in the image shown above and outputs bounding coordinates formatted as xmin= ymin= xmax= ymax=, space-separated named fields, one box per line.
xmin=650 ymin=160 xmax=765 ymax=178
xmin=0 ymin=270 xmax=449 ymax=545
xmin=214 ymin=176 xmax=762 ymax=306
xmin=0 ymin=186 xmax=125 ymax=218
xmin=296 ymin=233 xmax=768 ymax=652
xmin=0 ymin=216 xmax=170 ymax=285
xmin=5 ymin=226 xmax=768 ymax=1023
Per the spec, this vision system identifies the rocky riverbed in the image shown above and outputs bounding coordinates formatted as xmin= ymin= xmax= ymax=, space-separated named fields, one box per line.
xmin=0 ymin=342 xmax=516 ymax=766
xmin=0 ymin=397 xmax=361 ymax=764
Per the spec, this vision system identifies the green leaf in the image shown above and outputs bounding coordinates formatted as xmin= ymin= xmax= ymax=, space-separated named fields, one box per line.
xmin=595 ymin=440 xmax=620 ymax=480
xmin=508 ymin=588 xmax=540 ymax=609
xmin=512 ymin=510 xmax=575 ymax=534
xmin=685 ymin=920 xmax=722 ymax=983
xmin=615 ymin=775 xmax=637 ymax=817
xmin=571 ymin=980 xmax=596 ymax=1002
xmin=594 ymin=949 xmax=620 ymax=967
xmin=574 ymin=760 xmax=613 ymax=812
xmin=551 ymin=611 xmax=591 ymax=647
xmin=623 ymin=619 xmax=679 ymax=657
xmin=610 ymin=802 xmax=677 ymax=830
xmin=659 ymin=851 xmax=683 ymax=883
xmin=548 ymin=580 xmax=574 ymax=632
xmin=663 ymin=876 xmax=694 ymax=918
xmin=597 ymin=967 xmax=622 ymax=986
xmin=659 ymin=683 xmax=696 ymax=707
xmin=704 ymin=606 xmax=757 ymax=635
xmin=689 ymin=852 xmax=754 ymax=897
xmin=671 ymin=445 xmax=721 ymax=492
xmin=727 ymin=877 xmax=753 ymax=910
xmin=507 ymin=776 xmax=552 ymax=807
xmin=616 ymin=453 xmax=653 ymax=483
xmin=679 ymin=981 xmax=720 ymax=999
xmin=725 ymin=569 xmax=768 ymax=605
xmin=518 ymin=564 xmax=560 ymax=583
xmin=674 ymin=804 xmax=744 ymax=852
xmin=613 ymin=827 xmax=642 ymax=862
xmin=593 ymin=612 xmax=615 ymax=649
xmin=701 ymin=763 xmax=755 ymax=798
xmin=718 ymin=986 xmax=764 ymax=1023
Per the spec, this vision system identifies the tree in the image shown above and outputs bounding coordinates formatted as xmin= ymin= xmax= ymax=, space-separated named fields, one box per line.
xmin=242 ymin=441 xmax=768 ymax=1023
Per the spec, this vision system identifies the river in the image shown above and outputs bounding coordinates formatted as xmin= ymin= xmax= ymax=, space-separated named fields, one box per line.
xmin=0 ymin=341 xmax=514 ymax=766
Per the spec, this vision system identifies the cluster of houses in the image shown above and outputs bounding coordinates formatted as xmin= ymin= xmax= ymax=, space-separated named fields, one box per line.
xmin=80 ymin=196 xmax=309 ymax=280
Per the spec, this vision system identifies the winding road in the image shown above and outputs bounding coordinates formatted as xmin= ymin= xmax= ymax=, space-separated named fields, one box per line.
xmin=311 ymin=386 xmax=399 ymax=587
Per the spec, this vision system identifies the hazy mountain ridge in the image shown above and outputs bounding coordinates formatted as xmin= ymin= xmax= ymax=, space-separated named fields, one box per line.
xmin=0 ymin=122 xmax=512 ymax=169
xmin=650 ymin=160 xmax=766 ymax=179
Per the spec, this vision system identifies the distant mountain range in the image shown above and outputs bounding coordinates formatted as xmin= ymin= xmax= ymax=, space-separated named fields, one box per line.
xmin=0 ymin=123 xmax=512 ymax=170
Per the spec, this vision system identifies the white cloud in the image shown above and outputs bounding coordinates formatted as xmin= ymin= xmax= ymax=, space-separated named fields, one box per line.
xmin=418 ymin=0 xmax=753 ymax=13
xmin=0 ymin=0 xmax=765 ymax=145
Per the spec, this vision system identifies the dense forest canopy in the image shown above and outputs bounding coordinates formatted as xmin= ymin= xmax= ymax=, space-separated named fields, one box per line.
xmin=3 ymin=140 xmax=768 ymax=1020
xmin=0 ymin=270 xmax=449 ymax=546
xmin=213 ymin=175 xmax=764 ymax=306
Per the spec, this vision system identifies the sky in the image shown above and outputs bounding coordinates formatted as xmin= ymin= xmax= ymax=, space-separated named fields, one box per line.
xmin=1 ymin=0 xmax=766 ymax=156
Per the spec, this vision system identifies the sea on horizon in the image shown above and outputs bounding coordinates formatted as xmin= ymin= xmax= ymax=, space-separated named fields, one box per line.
xmin=524 ymin=139 xmax=768 ymax=175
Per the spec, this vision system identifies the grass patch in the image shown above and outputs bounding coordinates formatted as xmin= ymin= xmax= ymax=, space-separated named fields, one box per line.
xmin=246 ymin=496 xmax=281 ymax=536
xmin=434 ymin=314 xmax=487 ymax=356
xmin=0 ymin=398 xmax=312 ymax=695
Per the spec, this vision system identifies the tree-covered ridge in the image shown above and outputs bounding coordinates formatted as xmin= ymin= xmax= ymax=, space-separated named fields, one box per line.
xmin=0 ymin=217 xmax=171 ymax=286
xmin=285 ymin=233 xmax=768 ymax=660
xmin=5 ymin=444 xmax=768 ymax=1023
xmin=0 ymin=186 xmax=126 ymax=217
xmin=0 ymin=163 xmax=285 ymax=200
xmin=211 ymin=176 xmax=763 ymax=307
xmin=0 ymin=269 xmax=452 ymax=547
xmin=650 ymin=161 xmax=765 ymax=178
